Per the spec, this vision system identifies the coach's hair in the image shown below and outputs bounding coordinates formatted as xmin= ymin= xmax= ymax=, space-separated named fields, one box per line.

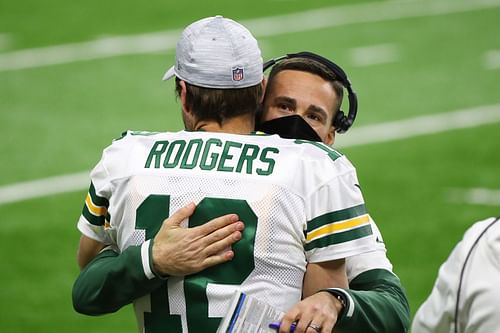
xmin=264 ymin=57 xmax=344 ymax=111
xmin=175 ymin=78 xmax=263 ymax=125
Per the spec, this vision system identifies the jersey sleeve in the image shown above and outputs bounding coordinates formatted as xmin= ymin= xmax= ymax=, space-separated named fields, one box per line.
xmin=345 ymin=220 xmax=393 ymax=280
xmin=77 ymin=133 xmax=134 ymax=243
xmin=326 ymin=197 xmax=409 ymax=332
xmin=77 ymin=158 xmax=113 ymax=244
xmin=304 ymin=163 xmax=377 ymax=263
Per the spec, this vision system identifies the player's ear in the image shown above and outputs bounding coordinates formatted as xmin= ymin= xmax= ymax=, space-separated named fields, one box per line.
xmin=178 ymin=80 xmax=196 ymax=130
xmin=179 ymin=80 xmax=190 ymax=114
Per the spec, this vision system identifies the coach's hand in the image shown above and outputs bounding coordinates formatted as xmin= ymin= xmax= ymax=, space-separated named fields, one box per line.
xmin=278 ymin=291 xmax=343 ymax=333
xmin=152 ymin=202 xmax=244 ymax=277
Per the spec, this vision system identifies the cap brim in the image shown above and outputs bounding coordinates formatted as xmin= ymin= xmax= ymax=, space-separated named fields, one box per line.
xmin=162 ymin=65 xmax=176 ymax=81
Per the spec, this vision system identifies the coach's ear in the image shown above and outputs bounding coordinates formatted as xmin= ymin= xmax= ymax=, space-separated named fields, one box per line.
xmin=326 ymin=127 xmax=335 ymax=146
xmin=259 ymin=78 xmax=267 ymax=103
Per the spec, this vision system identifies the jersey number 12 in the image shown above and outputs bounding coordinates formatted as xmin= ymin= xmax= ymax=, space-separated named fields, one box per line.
xmin=135 ymin=194 xmax=258 ymax=332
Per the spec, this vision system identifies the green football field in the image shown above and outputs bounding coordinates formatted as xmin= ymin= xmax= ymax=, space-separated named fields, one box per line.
xmin=1 ymin=0 xmax=499 ymax=331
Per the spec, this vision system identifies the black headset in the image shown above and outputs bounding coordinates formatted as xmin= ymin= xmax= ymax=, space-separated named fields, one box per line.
xmin=263 ymin=51 xmax=358 ymax=134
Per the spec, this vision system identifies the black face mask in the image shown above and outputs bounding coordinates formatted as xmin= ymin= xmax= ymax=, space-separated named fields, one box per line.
xmin=256 ymin=115 xmax=322 ymax=142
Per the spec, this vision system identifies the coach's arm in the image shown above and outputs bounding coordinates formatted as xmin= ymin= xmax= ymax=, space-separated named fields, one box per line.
xmin=72 ymin=242 xmax=162 ymax=314
xmin=332 ymin=268 xmax=410 ymax=333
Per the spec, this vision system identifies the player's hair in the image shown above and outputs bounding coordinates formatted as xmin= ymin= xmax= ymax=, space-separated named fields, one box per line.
xmin=175 ymin=78 xmax=263 ymax=125
xmin=264 ymin=57 xmax=344 ymax=112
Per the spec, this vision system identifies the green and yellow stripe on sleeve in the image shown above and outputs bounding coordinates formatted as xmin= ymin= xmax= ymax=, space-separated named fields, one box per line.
xmin=81 ymin=182 xmax=110 ymax=226
xmin=305 ymin=204 xmax=373 ymax=251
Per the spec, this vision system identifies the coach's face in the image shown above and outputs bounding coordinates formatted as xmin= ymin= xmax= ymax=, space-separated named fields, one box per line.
xmin=262 ymin=70 xmax=338 ymax=145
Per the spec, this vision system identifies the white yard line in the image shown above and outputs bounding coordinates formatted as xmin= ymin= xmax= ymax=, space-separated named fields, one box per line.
xmin=335 ymin=104 xmax=500 ymax=148
xmin=0 ymin=172 xmax=90 ymax=205
xmin=447 ymin=188 xmax=500 ymax=206
xmin=484 ymin=50 xmax=500 ymax=70
xmin=350 ymin=44 xmax=399 ymax=67
xmin=1 ymin=104 xmax=499 ymax=205
xmin=1 ymin=0 xmax=500 ymax=71
xmin=0 ymin=32 xmax=181 ymax=71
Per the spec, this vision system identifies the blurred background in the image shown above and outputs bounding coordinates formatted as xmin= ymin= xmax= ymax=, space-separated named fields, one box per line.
xmin=1 ymin=0 xmax=499 ymax=331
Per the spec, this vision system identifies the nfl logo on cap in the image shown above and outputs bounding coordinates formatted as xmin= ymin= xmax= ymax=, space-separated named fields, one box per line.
xmin=162 ymin=16 xmax=262 ymax=88
xmin=232 ymin=67 xmax=244 ymax=81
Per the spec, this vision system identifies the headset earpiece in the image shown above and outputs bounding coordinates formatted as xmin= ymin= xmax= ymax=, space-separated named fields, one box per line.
xmin=333 ymin=110 xmax=347 ymax=133
xmin=263 ymin=51 xmax=358 ymax=133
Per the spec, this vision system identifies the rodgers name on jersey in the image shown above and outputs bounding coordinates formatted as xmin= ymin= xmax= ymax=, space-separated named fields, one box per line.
xmin=144 ymin=137 xmax=279 ymax=176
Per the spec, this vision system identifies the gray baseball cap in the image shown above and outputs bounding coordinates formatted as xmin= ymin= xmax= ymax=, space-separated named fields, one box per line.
xmin=162 ymin=16 xmax=263 ymax=89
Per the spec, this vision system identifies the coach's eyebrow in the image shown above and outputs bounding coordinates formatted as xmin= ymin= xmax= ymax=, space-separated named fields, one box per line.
xmin=273 ymin=96 xmax=297 ymax=108
xmin=306 ymin=104 xmax=328 ymax=120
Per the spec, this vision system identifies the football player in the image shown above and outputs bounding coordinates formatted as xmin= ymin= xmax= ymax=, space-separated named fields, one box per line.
xmin=73 ymin=16 xmax=378 ymax=333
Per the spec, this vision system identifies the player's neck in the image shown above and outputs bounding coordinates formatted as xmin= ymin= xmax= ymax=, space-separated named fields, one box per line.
xmin=195 ymin=116 xmax=255 ymax=135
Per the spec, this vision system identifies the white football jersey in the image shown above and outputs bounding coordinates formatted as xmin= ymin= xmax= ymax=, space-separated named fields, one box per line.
xmin=78 ymin=130 xmax=378 ymax=332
